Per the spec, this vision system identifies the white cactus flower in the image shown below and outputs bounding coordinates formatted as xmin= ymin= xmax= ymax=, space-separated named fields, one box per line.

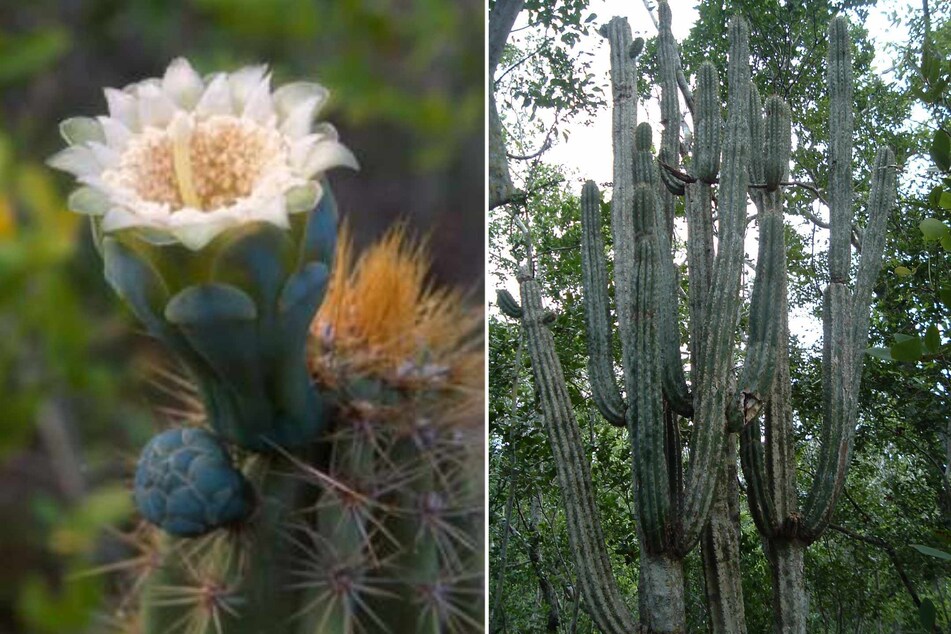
xmin=48 ymin=58 xmax=358 ymax=250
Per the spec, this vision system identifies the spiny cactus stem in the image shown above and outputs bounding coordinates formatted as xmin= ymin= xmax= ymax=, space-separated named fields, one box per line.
xmin=827 ymin=16 xmax=854 ymax=283
xmin=693 ymin=62 xmax=722 ymax=184
xmin=579 ymin=180 xmax=626 ymax=426
xmin=684 ymin=183 xmax=714 ymax=384
xmin=518 ymin=273 xmax=639 ymax=634
xmin=801 ymin=147 xmax=895 ymax=541
xmin=631 ymin=185 xmax=672 ymax=554
xmin=677 ymin=15 xmax=750 ymax=553
xmin=657 ymin=0 xmax=685 ymax=199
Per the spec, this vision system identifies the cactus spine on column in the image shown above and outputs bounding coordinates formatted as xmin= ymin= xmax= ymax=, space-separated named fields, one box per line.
xmin=739 ymin=17 xmax=897 ymax=632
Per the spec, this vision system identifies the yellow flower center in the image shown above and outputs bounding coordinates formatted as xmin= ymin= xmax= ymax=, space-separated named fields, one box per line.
xmin=104 ymin=115 xmax=284 ymax=211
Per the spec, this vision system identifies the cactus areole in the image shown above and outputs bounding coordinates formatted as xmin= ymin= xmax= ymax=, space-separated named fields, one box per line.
xmin=50 ymin=58 xmax=358 ymax=531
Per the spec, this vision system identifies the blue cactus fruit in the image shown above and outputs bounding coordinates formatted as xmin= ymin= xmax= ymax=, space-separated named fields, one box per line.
xmin=134 ymin=428 xmax=253 ymax=537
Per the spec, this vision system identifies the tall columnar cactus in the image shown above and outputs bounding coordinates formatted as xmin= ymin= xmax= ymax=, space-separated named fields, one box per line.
xmin=499 ymin=4 xmax=896 ymax=634
xmin=739 ymin=17 xmax=897 ymax=633
xmin=49 ymin=60 xmax=483 ymax=633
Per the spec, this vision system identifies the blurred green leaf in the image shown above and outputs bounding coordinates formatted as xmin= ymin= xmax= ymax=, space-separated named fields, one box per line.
xmin=890 ymin=335 xmax=923 ymax=362
xmin=933 ymin=129 xmax=951 ymax=172
xmin=924 ymin=324 xmax=941 ymax=354
xmin=920 ymin=598 xmax=936 ymax=632
xmin=0 ymin=28 xmax=71 ymax=86
xmin=920 ymin=217 xmax=948 ymax=241
xmin=911 ymin=544 xmax=951 ymax=560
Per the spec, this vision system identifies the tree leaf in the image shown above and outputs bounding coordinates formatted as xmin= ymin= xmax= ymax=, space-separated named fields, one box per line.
xmin=941 ymin=285 xmax=951 ymax=308
xmin=920 ymin=598 xmax=936 ymax=631
xmin=920 ymin=217 xmax=948 ymax=241
xmin=941 ymin=190 xmax=951 ymax=209
xmin=911 ymin=544 xmax=951 ymax=560
xmin=890 ymin=336 xmax=923 ymax=362
xmin=924 ymin=324 xmax=941 ymax=354
xmin=943 ymin=233 xmax=951 ymax=252
xmin=932 ymin=129 xmax=951 ymax=172
xmin=894 ymin=266 xmax=912 ymax=277
xmin=928 ymin=185 xmax=943 ymax=208
xmin=866 ymin=347 xmax=893 ymax=361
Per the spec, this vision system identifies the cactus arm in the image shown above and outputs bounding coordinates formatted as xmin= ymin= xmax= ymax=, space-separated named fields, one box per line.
xmin=850 ymin=147 xmax=896 ymax=386
xmin=826 ymin=16 xmax=854 ymax=284
xmin=802 ymin=146 xmax=896 ymax=541
xmin=600 ymin=20 xmax=639 ymax=412
xmin=517 ymin=271 xmax=639 ymax=634
xmin=630 ymin=184 xmax=672 ymax=553
xmin=678 ymin=15 xmax=751 ymax=553
xmin=685 ymin=63 xmax=720 ymax=385
xmin=632 ymin=122 xmax=693 ymax=418
xmin=496 ymin=288 xmax=524 ymax=319
xmin=799 ymin=17 xmax=857 ymax=540
xmin=579 ymin=181 xmax=627 ymax=426
xmin=657 ymin=0 xmax=686 ymax=199
xmin=731 ymin=97 xmax=791 ymax=432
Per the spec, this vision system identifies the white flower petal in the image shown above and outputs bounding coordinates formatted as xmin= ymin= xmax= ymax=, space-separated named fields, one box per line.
xmin=169 ymin=214 xmax=236 ymax=250
xmin=88 ymin=142 xmax=120 ymax=170
xmin=137 ymin=83 xmax=178 ymax=128
xmin=67 ymin=186 xmax=111 ymax=215
xmin=104 ymin=88 xmax=140 ymax=131
xmin=228 ymin=64 xmax=267 ymax=110
xmin=47 ymin=145 xmax=103 ymax=177
xmin=162 ymin=58 xmax=204 ymax=109
xmin=242 ymin=74 xmax=275 ymax=124
xmin=102 ymin=206 xmax=147 ymax=232
xmin=279 ymin=95 xmax=321 ymax=138
xmin=59 ymin=117 xmax=105 ymax=145
xmin=298 ymin=140 xmax=360 ymax=177
xmin=97 ymin=116 xmax=133 ymax=152
xmin=285 ymin=182 xmax=321 ymax=213
xmin=195 ymin=74 xmax=233 ymax=117
xmin=254 ymin=195 xmax=290 ymax=228
xmin=273 ymin=82 xmax=329 ymax=119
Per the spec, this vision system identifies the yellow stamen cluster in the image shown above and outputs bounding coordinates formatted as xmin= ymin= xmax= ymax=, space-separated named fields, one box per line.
xmin=311 ymin=228 xmax=483 ymax=422
xmin=104 ymin=116 xmax=284 ymax=211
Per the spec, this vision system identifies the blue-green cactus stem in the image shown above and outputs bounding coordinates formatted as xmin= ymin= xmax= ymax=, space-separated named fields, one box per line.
xmin=103 ymin=189 xmax=339 ymax=452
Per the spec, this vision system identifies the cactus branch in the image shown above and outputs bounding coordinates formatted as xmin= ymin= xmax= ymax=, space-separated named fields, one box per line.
xmin=518 ymin=272 xmax=638 ymax=634
xmin=579 ymin=181 xmax=627 ymax=426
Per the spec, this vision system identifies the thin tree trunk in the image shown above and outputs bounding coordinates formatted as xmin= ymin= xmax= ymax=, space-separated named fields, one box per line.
xmin=639 ymin=551 xmax=685 ymax=633
xmin=767 ymin=538 xmax=808 ymax=634
xmin=488 ymin=0 xmax=523 ymax=208
xmin=701 ymin=434 xmax=747 ymax=633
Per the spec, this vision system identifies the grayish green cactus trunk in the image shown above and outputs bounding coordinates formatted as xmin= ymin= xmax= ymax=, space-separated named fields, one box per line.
xmin=500 ymin=6 xmax=895 ymax=634
xmin=740 ymin=18 xmax=897 ymax=633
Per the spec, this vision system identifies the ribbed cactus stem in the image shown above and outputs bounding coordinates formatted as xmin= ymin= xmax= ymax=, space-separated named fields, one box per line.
xmin=630 ymin=184 xmax=672 ymax=553
xmin=827 ymin=16 xmax=853 ymax=283
xmin=579 ymin=180 xmax=626 ymax=426
xmin=518 ymin=272 xmax=639 ymax=634
xmin=731 ymin=96 xmax=791 ymax=431
xmin=694 ymin=63 xmax=722 ymax=184
xmin=764 ymin=96 xmax=791 ymax=191
xmin=801 ymin=146 xmax=896 ymax=540
xmin=678 ymin=15 xmax=750 ymax=553
xmin=635 ymin=121 xmax=653 ymax=153
xmin=496 ymin=288 xmax=523 ymax=319
xmin=747 ymin=85 xmax=765 ymax=189
xmin=657 ymin=0 xmax=685 ymax=198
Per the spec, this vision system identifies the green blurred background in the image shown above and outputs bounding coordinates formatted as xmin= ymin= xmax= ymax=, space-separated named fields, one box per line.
xmin=0 ymin=1 xmax=483 ymax=631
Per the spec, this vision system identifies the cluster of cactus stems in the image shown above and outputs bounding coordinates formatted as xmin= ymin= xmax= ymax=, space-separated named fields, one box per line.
xmin=498 ymin=2 xmax=896 ymax=632
xmin=97 ymin=189 xmax=483 ymax=633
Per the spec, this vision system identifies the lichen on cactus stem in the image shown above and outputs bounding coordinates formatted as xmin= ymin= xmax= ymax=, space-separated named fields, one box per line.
xmin=50 ymin=59 xmax=483 ymax=633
